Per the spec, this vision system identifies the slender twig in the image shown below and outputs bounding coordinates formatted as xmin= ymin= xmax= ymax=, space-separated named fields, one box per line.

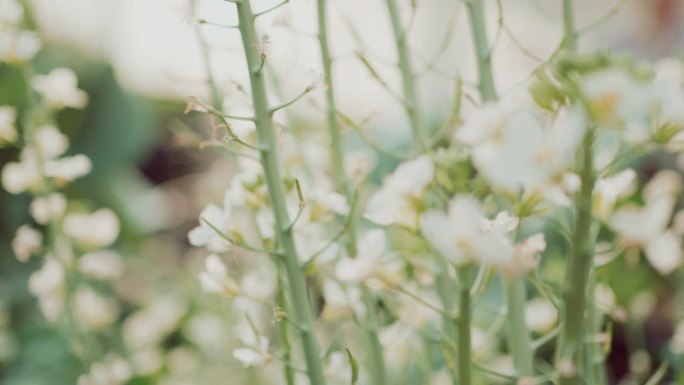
xmin=463 ymin=0 xmax=497 ymax=101
xmin=270 ymin=85 xmax=317 ymax=113
xmin=253 ymin=0 xmax=288 ymax=18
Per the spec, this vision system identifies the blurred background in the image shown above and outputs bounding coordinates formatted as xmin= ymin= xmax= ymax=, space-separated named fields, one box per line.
xmin=1 ymin=0 xmax=683 ymax=384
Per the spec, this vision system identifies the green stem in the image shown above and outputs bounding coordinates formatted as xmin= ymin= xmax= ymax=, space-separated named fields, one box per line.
xmin=586 ymin=274 xmax=607 ymax=385
xmin=458 ymin=267 xmax=473 ymax=385
xmin=435 ymin=269 xmax=458 ymax=385
xmin=562 ymin=0 xmax=577 ymax=52
xmin=317 ymin=2 xmax=387 ymax=383
xmin=385 ymin=0 xmax=427 ymax=151
xmin=276 ymin=265 xmax=296 ymax=385
xmin=464 ymin=0 xmax=497 ymax=102
xmin=505 ymin=278 xmax=534 ymax=376
xmin=556 ymin=127 xmax=595 ymax=385
xmin=235 ymin=2 xmax=326 ymax=384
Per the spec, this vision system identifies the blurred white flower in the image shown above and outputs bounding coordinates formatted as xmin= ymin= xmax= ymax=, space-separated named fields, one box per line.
xmin=34 ymin=124 xmax=69 ymax=159
xmin=364 ymin=155 xmax=434 ymax=227
xmin=28 ymin=258 xmax=65 ymax=322
xmin=643 ymin=170 xmax=682 ymax=203
xmin=11 ymin=224 xmax=42 ymax=262
xmin=1 ymin=150 xmax=42 ymax=194
xmin=63 ymin=208 xmax=120 ymax=249
xmin=482 ymin=211 xmax=519 ymax=233
xmin=131 ymin=348 xmax=163 ymax=376
xmin=74 ymin=287 xmax=119 ymax=331
xmin=610 ymin=195 xmax=674 ymax=246
xmin=593 ymin=169 xmax=637 ymax=220
xmin=78 ymin=250 xmax=125 ymax=280
xmin=0 ymin=106 xmax=17 ymax=145
xmin=421 ymin=195 xmax=514 ymax=266
xmin=456 ymin=104 xmax=586 ymax=192
xmin=321 ymin=280 xmax=365 ymax=320
xmin=30 ymin=193 xmax=67 ymax=225
xmin=335 ymin=229 xmax=386 ymax=284
xmin=187 ymin=204 xmax=231 ymax=253
xmin=31 ymin=68 xmax=88 ymax=109
xmin=233 ymin=335 xmax=270 ymax=367
xmin=122 ymin=296 xmax=187 ymax=350
xmin=502 ymin=233 xmax=546 ymax=277
xmin=325 ymin=351 xmax=352 ymax=385
xmin=644 ymin=230 xmax=682 ymax=275
xmin=198 ymin=254 xmax=240 ymax=297
xmin=0 ymin=30 xmax=40 ymax=63
xmin=0 ymin=0 xmax=23 ymax=27
xmin=240 ymin=264 xmax=275 ymax=302
xmin=307 ymin=188 xmax=349 ymax=221
xmin=344 ymin=150 xmax=375 ymax=184
xmin=44 ymin=154 xmax=93 ymax=182
xmin=581 ymin=68 xmax=649 ymax=128
xmin=524 ymin=298 xmax=557 ymax=333
xmin=77 ymin=355 xmax=132 ymax=385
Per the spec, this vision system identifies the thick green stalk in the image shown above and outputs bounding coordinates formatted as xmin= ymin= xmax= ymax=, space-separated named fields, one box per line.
xmin=235 ymin=2 xmax=326 ymax=384
xmin=385 ymin=0 xmax=427 ymax=151
xmin=458 ymin=268 xmax=472 ymax=385
xmin=505 ymin=278 xmax=534 ymax=375
xmin=435 ymin=270 xmax=458 ymax=385
xmin=562 ymin=0 xmax=577 ymax=52
xmin=556 ymin=127 xmax=596 ymax=385
xmin=586 ymin=274 xmax=607 ymax=385
xmin=316 ymin=2 xmax=387 ymax=383
xmin=464 ymin=0 xmax=497 ymax=102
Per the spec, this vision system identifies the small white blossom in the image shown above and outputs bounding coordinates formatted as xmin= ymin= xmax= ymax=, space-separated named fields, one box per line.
xmin=11 ymin=224 xmax=42 ymax=262
xmin=28 ymin=258 xmax=65 ymax=322
xmin=0 ymin=0 xmax=24 ymax=27
xmin=31 ymin=68 xmax=88 ymax=109
xmin=643 ymin=170 xmax=682 ymax=203
xmin=581 ymin=68 xmax=649 ymax=128
xmin=335 ymin=229 xmax=386 ymax=284
xmin=198 ymin=254 xmax=240 ymax=297
xmin=30 ymin=193 xmax=67 ymax=225
xmin=63 ymin=208 xmax=120 ymax=249
xmin=0 ymin=30 xmax=40 ymax=63
xmin=74 ymin=287 xmax=119 ymax=331
xmin=44 ymin=154 xmax=92 ymax=182
xmin=524 ymin=298 xmax=558 ymax=333
xmin=593 ymin=169 xmax=637 ymax=220
xmin=188 ymin=204 xmax=231 ymax=253
xmin=0 ymin=106 xmax=17 ymax=145
xmin=421 ymin=195 xmax=514 ymax=266
xmin=78 ymin=250 xmax=125 ymax=280
xmin=233 ymin=336 xmax=270 ymax=367
xmin=364 ymin=155 xmax=434 ymax=227
xmin=1 ymin=150 xmax=42 ymax=194
xmin=34 ymin=124 xmax=69 ymax=159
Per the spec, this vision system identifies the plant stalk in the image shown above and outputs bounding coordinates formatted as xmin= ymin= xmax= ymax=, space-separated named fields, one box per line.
xmin=235 ymin=2 xmax=326 ymax=384
xmin=562 ymin=0 xmax=577 ymax=52
xmin=464 ymin=0 xmax=497 ymax=102
xmin=505 ymin=278 xmax=534 ymax=376
xmin=316 ymin=2 xmax=388 ymax=384
xmin=556 ymin=127 xmax=596 ymax=385
xmin=385 ymin=0 xmax=427 ymax=151
xmin=458 ymin=267 xmax=473 ymax=385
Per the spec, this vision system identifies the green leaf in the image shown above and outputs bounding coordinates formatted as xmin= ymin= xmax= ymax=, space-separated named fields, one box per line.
xmin=345 ymin=348 xmax=359 ymax=385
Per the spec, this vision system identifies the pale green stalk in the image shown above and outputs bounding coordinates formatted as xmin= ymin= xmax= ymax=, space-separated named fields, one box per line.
xmin=556 ymin=127 xmax=596 ymax=385
xmin=562 ymin=0 xmax=577 ymax=52
xmin=316 ymin=2 xmax=388 ymax=384
xmin=458 ymin=267 xmax=473 ymax=385
xmin=463 ymin=0 xmax=497 ymax=101
xmin=235 ymin=2 xmax=326 ymax=384
xmin=385 ymin=0 xmax=427 ymax=151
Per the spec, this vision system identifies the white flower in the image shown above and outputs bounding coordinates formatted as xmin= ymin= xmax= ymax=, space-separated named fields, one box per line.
xmin=78 ymin=250 xmax=125 ymax=280
xmin=364 ymin=155 xmax=434 ymax=227
xmin=0 ymin=0 xmax=23 ymax=27
xmin=63 ymin=208 xmax=120 ymax=249
xmin=198 ymin=254 xmax=240 ymax=297
xmin=74 ymin=287 xmax=119 ymax=331
xmin=581 ymin=68 xmax=650 ymax=127
xmin=233 ymin=336 xmax=270 ymax=367
xmin=335 ymin=229 xmax=386 ymax=284
xmin=30 ymin=193 xmax=67 ymax=225
xmin=187 ymin=204 xmax=231 ymax=253
xmin=31 ymin=68 xmax=88 ymax=109
xmin=325 ymin=351 xmax=352 ymax=385
xmin=482 ymin=211 xmax=519 ymax=233
xmin=421 ymin=195 xmax=514 ymax=266
xmin=456 ymin=103 xmax=586 ymax=192
xmin=610 ymin=195 xmax=674 ymax=246
xmin=44 ymin=154 xmax=92 ymax=181
xmin=643 ymin=170 xmax=681 ymax=203
xmin=524 ymin=298 xmax=558 ymax=333
xmin=0 ymin=30 xmax=40 ymax=63
xmin=1 ymin=151 xmax=41 ymax=194
xmin=11 ymin=224 xmax=42 ymax=262
xmin=321 ymin=280 xmax=365 ymax=320
xmin=34 ymin=124 xmax=69 ymax=159
xmin=593 ymin=169 xmax=637 ymax=220
xmin=0 ymin=106 xmax=17 ymax=145
xmin=28 ymin=258 xmax=65 ymax=322
xmin=77 ymin=355 xmax=132 ymax=385
xmin=502 ymin=233 xmax=546 ymax=277
xmin=644 ymin=230 xmax=682 ymax=275
xmin=240 ymin=265 xmax=275 ymax=301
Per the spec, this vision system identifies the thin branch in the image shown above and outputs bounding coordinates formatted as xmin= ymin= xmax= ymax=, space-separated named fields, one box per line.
xmin=253 ymin=0 xmax=289 ymax=18
xmin=270 ymin=85 xmax=317 ymax=114
xmin=198 ymin=19 xmax=239 ymax=29
xmin=202 ymin=218 xmax=282 ymax=256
